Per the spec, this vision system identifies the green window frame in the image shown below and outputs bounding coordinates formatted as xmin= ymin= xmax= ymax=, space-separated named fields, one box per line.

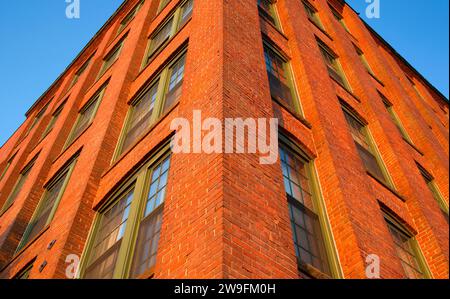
xmin=379 ymin=92 xmax=413 ymax=143
xmin=341 ymin=104 xmax=394 ymax=187
xmin=79 ymin=143 xmax=172 ymax=279
xmin=158 ymin=0 xmax=172 ymax=13
xmin=263 ymin=42 xmax=301 ymax=114
xmin=24 ymin=102 xmax=50 ymax=138
xmin=117 ymin=0 xmax=144 ymax=34
xmin=257 ymin=0 xmax=281 ymax=29
xmin=329 ymin=6 xmax=350 ymax=33
xmin=13 ymin=260 xmax=35 ymax=279
xmin=142 ymin=0 xmax=193 ymax=67
xmin=0 ymin=155 xmax=38 ymax=215
xmin=97 ymin=36 xmax=127 ymax=79
xmin=417 ymin=163 xmax=449 ymax=218
xmin=41 ymin=100 xmax=66 ymax=140
xmin=280 ymin=136 xmax=343 ymax=279
xmin=115 ymin=50 xmax=186 ymax=159
xmin=0 ymin=152 xmax=17 ymax=181
xmin=318 ymin=40 xmax=351 ymax=90
xmin=65 ymin=83 xmax=107 ymax=148
xmin=69 ymin=55 xmax=93 ymax=89
xmin=355 ymin=46 xmax=375 ymax=76
xmin=302 ymin=0 xmax=325 ymax=31
xmin=383 ymin=212 xmax=432 ymax=279
xmin=15 ymin=155 xmax=78 ymax=254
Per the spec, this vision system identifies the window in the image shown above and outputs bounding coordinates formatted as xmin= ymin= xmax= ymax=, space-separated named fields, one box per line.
xmin=143 ymin=0 xmax=193 ymax=66
xmin=65 ymin=84 xmax=107 ymax=147
xmin=417 ymin=164 xmax=449 ymax=219
xmin=280 ymin=141 xmax=338 ymax=278
xmin=16 ymin=156 xmax=77 ymax=253
xmin=330 ymin=6 xmax=350 ymax=32
xmin=97 ymin=37 xmax=126 ymax=79
xmin=303 ymin=1 xmax=325 ymax=30
xmin=318 ymin=41 xmax=350 ymax=90
xmin=13 ymin=262 xmax=34 ymax=279
xmin=1 ymin=156 xmax=37 ymax=214
xmin=264 ymin=44 xmax=299 ymax=112
xmin=117 ymin=0 xmax=144 ymax=34
xmin=24 ymin=102 xmax=50 ymax=137
xmin=258 ymin=0 xmax=280 ymax=28
xmin=117 ymin=51 xmax=186 ymax=157
xmin=80 ymin=148 xmax=171 ymax=279
xmin=69 ymin=55 xmax=93 ymax=89
xmin=379 ymin=93 xmax=412 ymax=143
xmin=384 ymin=213 xmax=431 ymax=279
xmin=342 ymin=105 xmax=391 ymax=185
xmin=0 ymin=153 xmax=17 ymax=181
xmin=355 ymin=46 xmax=375 ymax=76
xmin=41 ymin=101 xmax=66 ymax=139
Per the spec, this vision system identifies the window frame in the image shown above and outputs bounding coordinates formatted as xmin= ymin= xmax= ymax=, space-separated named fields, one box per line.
xmin=329 ymin=5 xmax=350 ymax=33
xmin=114 ymin=49 xmax=187 ymax=161
xmin=280 ymin=135 xmax=343 ymax=279
xmin=417 ymin=163 xmax=449 ymax=216
xmin=141 ymin=0 xmax=193 ymax=68
xmin=263 ymin=41 xmax=303 ymax=115
xmin=341 ymin=103 xmax=395 ymax=188
xmin=383 ymin=211 xmax=433 ymax=279
xmin=302 ymin=0 xmax=325 ymax=31
xmin=0 ymin=152 xmax=17 ymax=181
xmin=64 ymin=83 xmax=108 ymax=149
xmin=354 ymin=46 xmax=375 ymax=76
xmin=379 ymin=93 xmax=413 ymax=144
xmin=117 ymin=0 xmax=144 ymax=35
xmin=317 ymin=40 xmax=351 ymax=91
xmin=257 ymin=0 xmax=282 ymax=30
xmin=78 ymin=141 xmax=172 ymax=279
xmin=41 ymin=100 xmax=67 ymax=140
xmin=97 ymin=36 xmax=127 ymax=80
xmin=15 ymin=155 xmax=78 ymax=254
xmin=69 ymin=54 xmax=94 ymax=89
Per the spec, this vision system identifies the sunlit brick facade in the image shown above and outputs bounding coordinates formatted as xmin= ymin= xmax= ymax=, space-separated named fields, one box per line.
xmin=0 ymin=0 xmax=448 ymax=279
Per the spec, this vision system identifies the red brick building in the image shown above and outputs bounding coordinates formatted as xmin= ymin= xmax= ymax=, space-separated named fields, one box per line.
xmin=0 ymin=0 xmax=448 ymax=279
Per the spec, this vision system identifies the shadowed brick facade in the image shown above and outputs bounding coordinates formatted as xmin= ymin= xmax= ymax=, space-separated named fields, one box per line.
xmin=0 ymin=0 xmax=448 ymax=279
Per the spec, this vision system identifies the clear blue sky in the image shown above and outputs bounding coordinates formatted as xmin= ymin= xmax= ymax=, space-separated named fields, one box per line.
xmin=0 ymin=0 xmax=448 ymax=147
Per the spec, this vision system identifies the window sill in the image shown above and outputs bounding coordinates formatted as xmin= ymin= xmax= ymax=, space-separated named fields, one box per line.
xmin=1 ymin=225 xmax=50 ymax=273
xmin=298 ymin=261 xmax=331 ymax=279
xmin=329 ymin=75 xmax=361 ymax=103
xmin=403 ymin=138 xmax=424 ymax=156
xmin=272 ymin=97 xmax=313 ymax=129
xmin=366 ymin=170 xmax=406 ymax=202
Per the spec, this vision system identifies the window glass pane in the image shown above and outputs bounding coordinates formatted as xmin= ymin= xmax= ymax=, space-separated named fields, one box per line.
xmin=264 ymin=46 xmax=294 ymax=108
xmin=122 ymin=81 xmax=159 ymax=153
xmin=179 ymin=0 xmax=193 ymax=28
xmin=84 ymin=189 xmax=134 ymax=279
xmin=2 ymin=160 xmax=35 ymax=211
xmin=318 ymin=44 xmax=347 ymax=87
xmin=258 ymin=0 xmax=278 ymax=26
xmin=99 ymin=40 xmax=124 ymax=78
xmin=159 ymin=0 xmax=171 ymax=11
xmin=386 ymin=221 xmax=424 ymax=279
xmin=163 ymin=54 xmax=186 ymax=113
xmin=147 ymin=19 xmax=173 ymax=60
xmin=130 ymin=156 xmax=171 ymax=278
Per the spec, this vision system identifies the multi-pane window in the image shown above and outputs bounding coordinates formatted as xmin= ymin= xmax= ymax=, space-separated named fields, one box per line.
xmin=16 ymin=156 xmax=77 ymax=253
xmin=330 ymin=6 xmax=350 ymax=33
xmin=303 ymin=1 xmax=325 ymax=30
xmin=318 ymin=41 xmax=350 ymax=89
xmin=0 ymin=153 xmax=17 ymax=181
xmin=69 ymin=56 xmax=92 ymax=89
xmin=117 ymin=0 xmax=144 ymax=34
xmin=417 ymin=164 xmax=449 ymax=219
xmin=117 ymin=52 xmax=186 ymax=157
xmin=1 ymin=156 xmax=37 ymax=214
xmin=258 ymin=0 xmax=280 ymax=28
xmin=280 ymin=144 xmax=332 ymax=277
xmin=380 ymin=93 xmax=412 ymax=142
xmin=98 ymin=37 xmax=126 ymax=79
xmin=384 ymin=216 xmax=429 ymax=279
xmin=264 ymin=44 xmax=298 ymax=111
xmin=24 ymin=102 xmax=50 ymax=137
xmin=66 ymin=84 xmax=107 ymax=147
xmin=81 ymin=151 xmax=171 ymax=279
xmin=41 ymin=101 xmax=66 ymax=139
xmin=342 ymin=106 xmax=391 ymax=185
xmin=355 ymin=46 xmax=375 ymax=76
xmin=143 ymin=0 xmax=193 ymax=66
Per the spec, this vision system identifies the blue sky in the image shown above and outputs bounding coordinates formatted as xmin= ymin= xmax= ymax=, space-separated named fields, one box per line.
xmin=0 ymin=0 xmax=448 ymax=147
